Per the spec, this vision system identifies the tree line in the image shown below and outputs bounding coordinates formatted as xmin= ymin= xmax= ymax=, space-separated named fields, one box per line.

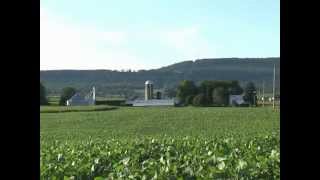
xmin=41 ymin=82 xmax=77 ymax=106
xmin=176 ymin=80 xmax=257 ymax=107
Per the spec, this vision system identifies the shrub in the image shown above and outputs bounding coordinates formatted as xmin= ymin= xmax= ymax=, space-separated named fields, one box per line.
xmin=185 ymin=95 xmax=195 ymax=106
xmin=243 ymin=82 xmax=257 ymax=106
xmin=59 ymin=87 xmax=76 ymax=106
xmin=192 ymin=94 xmax=207 ymax=106
xmin=177 ymin=80 xmax=198 ymax=104
xmin=40 ymin=82 xmax=48 ymax=105
xmin=212 ymin=87 xmax=229 ymax=106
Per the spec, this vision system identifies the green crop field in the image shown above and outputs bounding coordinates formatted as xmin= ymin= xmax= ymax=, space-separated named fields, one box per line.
xmin=40 ymin=107 xmax=280 ymax=179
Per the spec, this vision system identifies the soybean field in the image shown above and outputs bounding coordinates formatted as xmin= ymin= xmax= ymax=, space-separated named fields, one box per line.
xmin=40 ymin=107 xmax=280 ymax=179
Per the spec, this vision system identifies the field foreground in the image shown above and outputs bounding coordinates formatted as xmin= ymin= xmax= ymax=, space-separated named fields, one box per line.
xmin=40 ymin=107 xmax=280 ymax=179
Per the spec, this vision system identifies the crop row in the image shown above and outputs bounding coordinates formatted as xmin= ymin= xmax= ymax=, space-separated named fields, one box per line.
xmin=41 ymin=133 xmax=279 ymax=179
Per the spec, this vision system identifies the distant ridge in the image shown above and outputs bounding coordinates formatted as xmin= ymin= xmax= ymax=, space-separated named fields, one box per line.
xmin=40 ymin=57 xmax=280 ymax=95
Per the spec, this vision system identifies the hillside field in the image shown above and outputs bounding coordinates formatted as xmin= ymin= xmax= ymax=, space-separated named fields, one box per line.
xmin=40 ymin=106 xmax=280 ymax=179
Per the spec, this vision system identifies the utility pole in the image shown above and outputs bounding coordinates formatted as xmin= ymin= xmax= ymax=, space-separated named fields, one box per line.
xmin=272 ymin=64 xmax=276 ymax=109
xmin=253 ymin=91 xmax=256 ymax=107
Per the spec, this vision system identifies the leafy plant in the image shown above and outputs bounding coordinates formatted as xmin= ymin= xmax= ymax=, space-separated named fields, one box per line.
xmin=41 ymin=134 xmax=279 ymax=179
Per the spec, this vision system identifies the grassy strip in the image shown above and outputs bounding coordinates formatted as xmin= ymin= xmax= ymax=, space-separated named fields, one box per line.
xmin=40 ymin=105 xmax=118 ymax=113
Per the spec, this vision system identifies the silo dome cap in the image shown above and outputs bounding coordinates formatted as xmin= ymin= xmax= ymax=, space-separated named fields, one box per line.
xmin=145 ymin=80 xmax=153 ymax=85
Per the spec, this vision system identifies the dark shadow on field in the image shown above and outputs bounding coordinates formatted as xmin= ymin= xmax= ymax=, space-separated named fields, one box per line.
xmin=40 ymin=107 xmax=119 ymax=113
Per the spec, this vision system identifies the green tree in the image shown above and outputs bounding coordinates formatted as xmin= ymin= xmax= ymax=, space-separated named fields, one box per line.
xmin=212 ymin=86 xmax=229 ymax=106
xmin=185 ymin=95 xmax=195 ymax=106
xmin=40 ymin=82 xmax=48 ymax=105
xmin=192 ymin=94 xmax=207 ymax=107
xmin=243 ymin=82 xmax=257 ymax=106
xmin=59 ymin=87 xmax=76 ymax=106
xmin=177 ymin=80 xmax=198 ymax=104
xmin=156 ymin=91 xmax=162 ymax=99
xmin=199 ymin=81 xmax=215 ymax=104
xmin=199 ymin=80 xmax=240 ymax=106
xmin=229 ymin=80 xmax=244 ymax=95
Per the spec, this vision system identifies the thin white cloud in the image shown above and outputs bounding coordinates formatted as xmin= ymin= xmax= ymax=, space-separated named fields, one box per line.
xmin=40 ymin=7 xmax=145 ymax=70
xmin=40 ymin=7 xmax=217 ymax=70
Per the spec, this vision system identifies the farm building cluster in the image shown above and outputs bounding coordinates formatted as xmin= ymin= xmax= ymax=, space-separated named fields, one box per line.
xmin=66 ymin=80 xmax=176 ymax=106
xmin=125 ymin=80 xmax=176 ymax=106
xmin=66 ymin=80 xmax=254 ymax=107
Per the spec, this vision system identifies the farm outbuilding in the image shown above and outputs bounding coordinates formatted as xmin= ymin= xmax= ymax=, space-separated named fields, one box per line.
xmin=229 ymin=95 xmax=245 ymax=106
xmin=66 ymin=93 xmax=95 ymax=106
xmin=129 ymin=99 xmax=175 ymax=107
xmin=126 ymin=80 xmax=176 ymax=107
xmin=66 ymin=87 xmax=96 ymax=106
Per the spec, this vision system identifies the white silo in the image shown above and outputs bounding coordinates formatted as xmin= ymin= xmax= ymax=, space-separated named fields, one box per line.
xmin=145 ymin=80 xmax=154 ymax=100
xmin=92 ymin=86 xmax=96 ymax=105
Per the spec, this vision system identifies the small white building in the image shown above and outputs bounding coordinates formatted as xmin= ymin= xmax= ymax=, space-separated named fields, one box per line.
xmin=229 ymin=95 xmax=245 ymax=106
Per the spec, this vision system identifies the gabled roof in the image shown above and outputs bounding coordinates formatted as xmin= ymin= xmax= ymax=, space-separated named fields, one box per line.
xmin=68 ymin=93 xmax=85 ymax=101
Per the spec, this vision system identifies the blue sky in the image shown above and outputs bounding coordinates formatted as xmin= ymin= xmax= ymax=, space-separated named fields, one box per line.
xmin=40 ymin=0 xmax=279 ymax=70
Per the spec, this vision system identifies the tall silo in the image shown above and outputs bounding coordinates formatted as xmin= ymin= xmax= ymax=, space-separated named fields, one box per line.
xmin=145 ymin=80 xmax=153 ymax=100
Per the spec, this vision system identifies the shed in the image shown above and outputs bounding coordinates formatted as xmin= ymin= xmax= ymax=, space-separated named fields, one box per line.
xmin=66 ymin=93 xmax=95 ymax=106
xmin=229 ymin=95 xmax=245 ymax=106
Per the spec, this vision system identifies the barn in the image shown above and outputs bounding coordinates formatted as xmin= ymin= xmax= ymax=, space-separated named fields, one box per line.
xmin=66 ymin=87 xmax=96 ymax=106
xmin=126 ymin=80 xmax=176 ymax=106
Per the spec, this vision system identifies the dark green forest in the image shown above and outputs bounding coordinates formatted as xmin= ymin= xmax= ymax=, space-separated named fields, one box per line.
xmin=40 ymin=57 xmax=280 ymax=97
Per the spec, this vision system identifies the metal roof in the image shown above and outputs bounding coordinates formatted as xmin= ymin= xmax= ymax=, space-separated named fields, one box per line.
xmin=127 ymin=99 xmax=175 ymax=106
xmin=145 ymin=80 xmax=153 ymax=85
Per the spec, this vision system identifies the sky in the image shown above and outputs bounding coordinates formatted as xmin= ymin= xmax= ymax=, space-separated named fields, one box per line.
xmin=40 ymin=0 xmax=280 ymax=70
